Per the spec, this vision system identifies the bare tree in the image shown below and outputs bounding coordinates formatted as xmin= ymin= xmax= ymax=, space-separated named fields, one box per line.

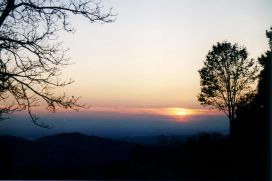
xmin=0 ymin=0 xmax=114 ymax=127
xmin=198 ymin=41 xmax=259 ymax=134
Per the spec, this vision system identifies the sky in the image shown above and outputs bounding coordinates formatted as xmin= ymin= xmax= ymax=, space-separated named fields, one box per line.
xmin=60 ymin=0 xmax=271 ymax=108
xmin=0 ymin=108 xmax=228 ymax=139
xmin=1 ymin=0 xmax=271 ymax=138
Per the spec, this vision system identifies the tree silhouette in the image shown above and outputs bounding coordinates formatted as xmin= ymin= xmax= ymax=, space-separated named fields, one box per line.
xmin=0 ymin=0 xmax=114 ymax=127
xmin=266 ymin=26 xmax=272 ymax=50
xmin=198 ymin=41 xmax=259 ymax=134
xmin=231 ymin=26 xmax=272 ymax=180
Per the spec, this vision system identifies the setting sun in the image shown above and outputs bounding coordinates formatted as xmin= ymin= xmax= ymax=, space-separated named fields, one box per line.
xmin=165 ymin=108 xmax=192 ymax=117
xmin=174 ymin=108 xmax=188 ymax=116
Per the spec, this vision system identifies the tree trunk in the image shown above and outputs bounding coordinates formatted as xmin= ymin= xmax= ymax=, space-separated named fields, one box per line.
xmin=228 ymin=107 xmax=236 ymax=140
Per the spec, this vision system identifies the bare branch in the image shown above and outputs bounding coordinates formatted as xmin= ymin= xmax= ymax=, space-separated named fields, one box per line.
xmin=0 ymin=0 xmax=114 ymax=125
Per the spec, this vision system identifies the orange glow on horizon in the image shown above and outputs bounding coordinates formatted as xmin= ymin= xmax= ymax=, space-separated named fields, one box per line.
xmin=26 ymin=107 xmax=223 ymax=122
xmin=164 ymin=108 xmax=193 ymax=116
xmin=160 ymin=108 xmax=196 ymax=122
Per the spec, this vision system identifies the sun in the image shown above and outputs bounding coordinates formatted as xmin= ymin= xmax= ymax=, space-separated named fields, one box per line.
xmin=175 ymin=109 xmax=187 ymax=116
xmin=166 ymin=108 xmax=189 ymax=116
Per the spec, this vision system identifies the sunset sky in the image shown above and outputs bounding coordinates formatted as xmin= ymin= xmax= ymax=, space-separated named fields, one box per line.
xmin=60 ymin=0 xmax=271 ymax=108
xmin=1 ymin=0 xmax=271 ymax=138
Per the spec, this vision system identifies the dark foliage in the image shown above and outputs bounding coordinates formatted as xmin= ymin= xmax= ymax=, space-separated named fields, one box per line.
xmin=232 ymin=26 xmax=272 ymax=181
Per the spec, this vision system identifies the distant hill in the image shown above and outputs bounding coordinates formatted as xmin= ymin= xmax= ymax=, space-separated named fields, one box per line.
xmin=37 ymin=132 xmax=134 ymax=166
xmin=114 ymin=135 xmax=189 ymax=145
xmin=0 ymin=132 xmax=135 ymax=179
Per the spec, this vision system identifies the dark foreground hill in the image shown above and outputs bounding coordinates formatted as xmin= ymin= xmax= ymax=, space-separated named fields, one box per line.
xmin=0 ymin=133 xmax=135 ymax=179
xmin=0 ymin=132 xmax=267 ymax=180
